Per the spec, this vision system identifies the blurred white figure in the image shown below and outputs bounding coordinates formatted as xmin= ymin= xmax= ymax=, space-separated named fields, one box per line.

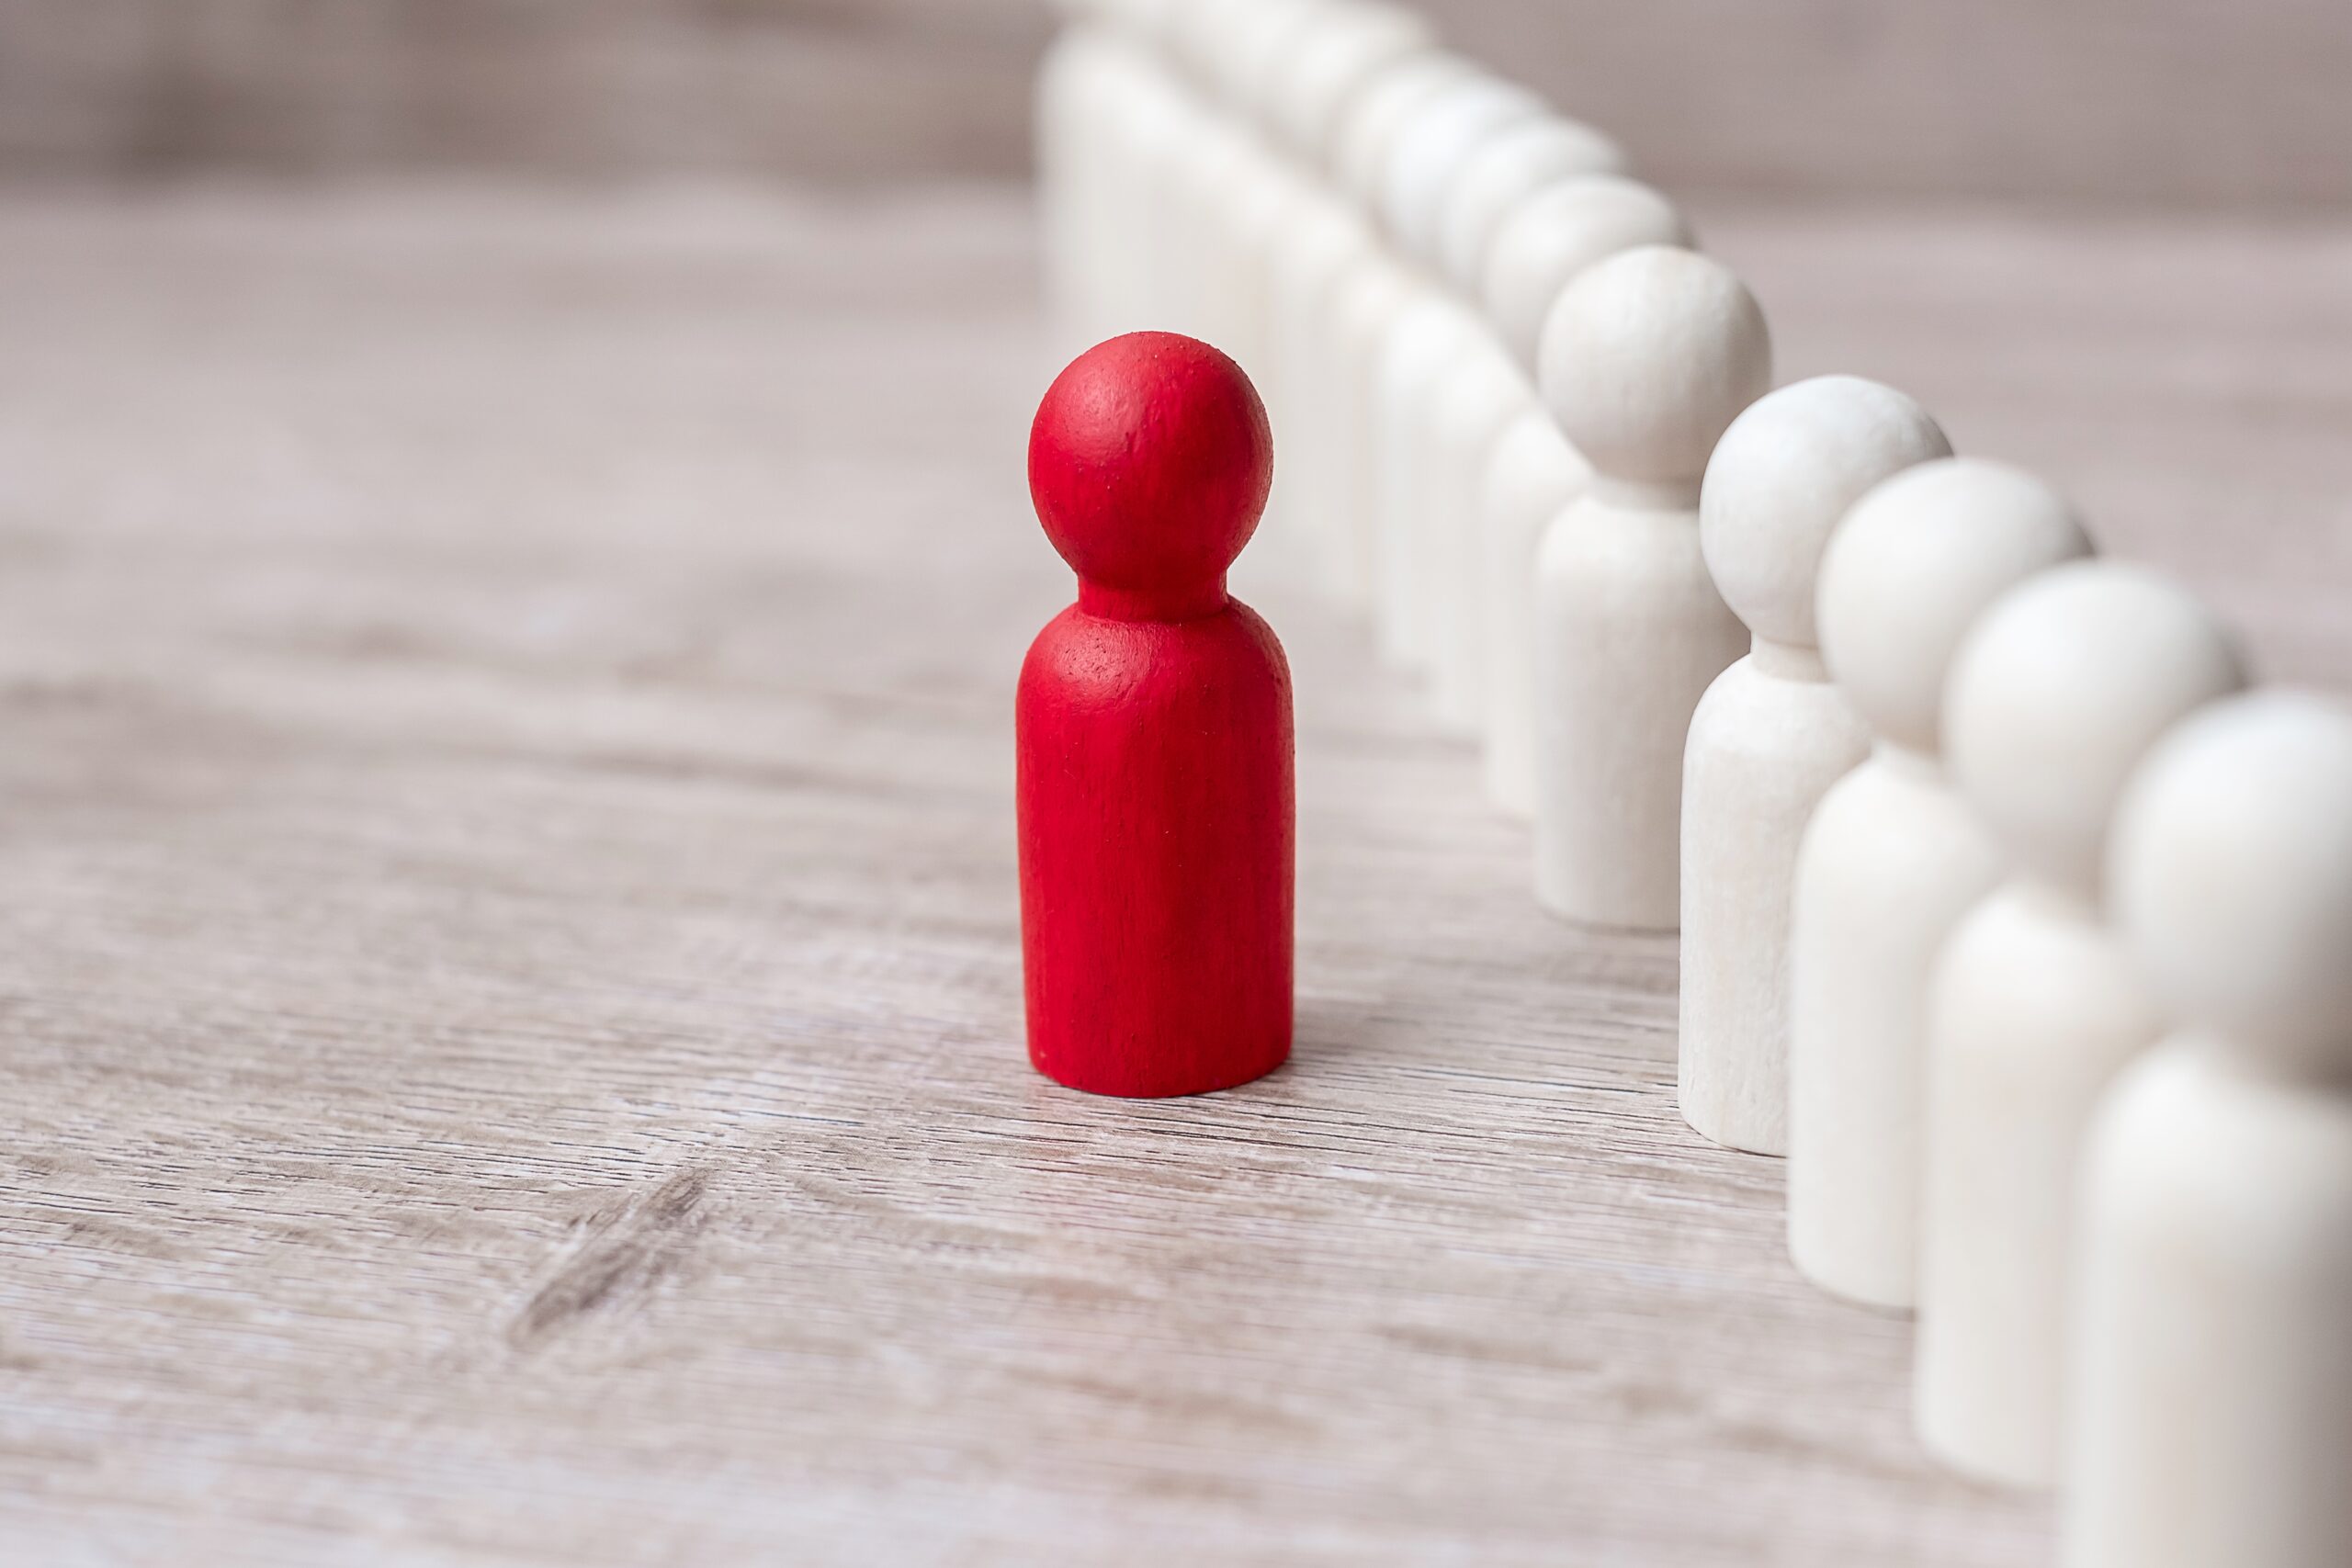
xmin=1197 ymin=0 xmax=1342 ymax=372
xmin=1036 ymin=0 xmax=1185 ymax=348
xmin=1163 ymin=0 xmax=1337 ymax=597
xmin=1090 ymin=17 xmax=1200 ymax=337
xmin=1159 ymin=0 xmax=1314 ymax=360
xmin=1410 ymin=118 xmax=1626 ymax=732
xmin=1786 ymin=458 xmax=2092 ymax=1306
xmin=1475 ymin=177 xmax=1691 ymax=817
xmin=2063 ymin=691 xmax=2352 ymax=1568
xmin=1317 ymin=51 xmax=1482 ymax=624
xmin=1916 ymin=561 xmax=2245 ymax=1488
xmin=1035 ymin=17 xmax=1123 ymax=354
xmin=1261 ymin=7 xmax=1437 ymax=604
xmin=1358 ymin=71 xmax=1544 ymax=675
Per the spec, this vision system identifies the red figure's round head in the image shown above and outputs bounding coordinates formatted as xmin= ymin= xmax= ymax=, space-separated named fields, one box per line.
xmin=1028 ymin=333 xmax=1273 ymax=619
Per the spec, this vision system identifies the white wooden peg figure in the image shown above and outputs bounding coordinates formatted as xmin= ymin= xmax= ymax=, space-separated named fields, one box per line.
xmin=1272 ymin=4 xmax=1434 ymax=166
xmin=1090 ymin=32 xmax=1198 ymax=337
xmin=1679 ymin=377 xmax=1951 ymax=1155
xmin=1476 ymin=177 xmax=1691 ymax=817
xmin=1367 ymin=74 xmax=1544 ymax=677
xmin=1321 ymin=53 xmax=1484 ymax=656
xmin=1915 ymin=561 xmax=2246 ymax=1489
xmin=1416 ymin=118 xmax=1628 ymax=731
xmin=2064 ymin=690 xmax=2352 ymax=1568
xmin=1436 ymin=117 xmax=1630 ymax=295
xmin=1037 ymin=18 xmax=1168 ymax=348
xmin=1182 ymin=0 xmax=1347 ymax=598
xmin=1532 ymin=245 xmax=1769 ymax=928
xmin=1330 ymin=50 xmax=1477 ymax=204
xmin=1261 ymin=17 xmax=1440 ymax=604
xmin=1165 ymin=0 xmax=1320 ymax=375
xmin=1786 ymin=457 xmax=2093 ymax=1307
xmin=1375 ymin=75 xmax=1545 ymax=271
xmin=1035 ymin=17 xmax=1106 ymax=354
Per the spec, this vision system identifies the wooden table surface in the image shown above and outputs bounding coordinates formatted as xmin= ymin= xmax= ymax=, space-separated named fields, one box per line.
xmin=0 ymin=183 xmax=2344 ymax=1566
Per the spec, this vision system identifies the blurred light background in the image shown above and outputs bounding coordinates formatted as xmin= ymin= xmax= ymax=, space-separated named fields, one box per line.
xmin=6 ymin=0 xmax=2349 ymax=206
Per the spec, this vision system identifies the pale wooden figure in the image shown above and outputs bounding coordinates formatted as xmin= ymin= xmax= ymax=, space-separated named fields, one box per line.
xmin=1174 ymin=0 xmax=1343 ymax=597
xmin=1037 ymin=17 xmax=1175 ymax=350
xmin=1227 ymin=2 xmax=1425 ymax=373
xmin=1786 ymin=457 xmax=2093 ymax=1307
xmin=1159 ymin=0 xmax=1306 ymax=357
xmin=1261 ymin=15 xmax=1438 ymax=604
xmin=1193 ymin=0 xmax=1340 ymax=347
xmin=1330 ymin=48 xmax=1476 ymax=200
xmin=1269 ymin=195 xmax=1384 ymax=602
xmin=1532 ymin=246 xmax=1769 ymax=928
xmin=2062 ymin=691 xmax=2352 ymax=1568
xmin=1158 ymin=0 xmax=1304 ymax=346
xmin=1412 ymin=118 xmax=1627 ymax=732
xmin=1437 ymin=118 xmax=1630 ymax=291
xmin=1271 ymin=2 xmax=1434 ymax=166
xmin=1365 ymin=74 xmax=1543 ymax=678
xmin=1679 ymin=377 xmax=1951 ymax=1155
xmin=1093 ymin=28 xmax=1199 ymax=336
xmin=1319 ymin=53 xmax=1481 ymax=637
xmin=1161 ymin=111 xmax=1250 ymax=345
xmin=1034 ymin=19 xmax=1114 ymax=355
xmin=1475 ymin=178 xmax=1690 ymax=818
xmin=1071 ymin=0 xmax=1189 ymax=329
xmin=1917 ymin=561 xmax=2246 ymax=1489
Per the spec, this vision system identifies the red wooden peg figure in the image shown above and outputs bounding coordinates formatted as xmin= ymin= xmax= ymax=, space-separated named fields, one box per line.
xmin=1018 ymin=332 xmax=1295 ymax=1097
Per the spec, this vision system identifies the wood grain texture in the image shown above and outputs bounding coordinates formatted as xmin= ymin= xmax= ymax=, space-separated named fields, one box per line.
xmin=0 ymin=182 xmax=2345 ymax=1564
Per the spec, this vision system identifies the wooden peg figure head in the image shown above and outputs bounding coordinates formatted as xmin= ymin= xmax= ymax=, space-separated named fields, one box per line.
xmin=1277 ymin=6 xmax=1436 ymax=168
xmin=1029 ymin=332 xmax=1273 ymax=622
xmin=1945 ymin=560 xmax=2245 ymax=902
xmin=1333 ymin=52 xmax=1476 ymax=205
xmin=1816 ymin=457 xmax=2094 ymax=759
xmin=1379 ymin=74 xmax=1545 ymax=265
xmin=1700 ymin=375 xmax=1951 ymax=655
xmin=1537 ymin=244 xmax=1770 ymax=495
xmin=2110 ymin=690 xmax=2352 ymax=1076
xmin=1437 ymin=116 xmax=1628 ymax=292
xmin=1482 ymin=175 xmax=1690 ymax=376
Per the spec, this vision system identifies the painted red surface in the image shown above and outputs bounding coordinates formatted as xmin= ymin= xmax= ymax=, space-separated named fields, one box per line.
xmin=1018 ymin=333 xmax=1295 ymax=1097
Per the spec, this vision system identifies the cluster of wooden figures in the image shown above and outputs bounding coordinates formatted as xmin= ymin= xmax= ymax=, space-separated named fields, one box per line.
xmin=1017 ymin=1 xmax=2352 ymax=1563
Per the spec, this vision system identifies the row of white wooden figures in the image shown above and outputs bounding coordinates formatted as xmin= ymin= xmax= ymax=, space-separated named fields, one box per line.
xmin=1037 ymin=3 xmax=2352 ymax=1564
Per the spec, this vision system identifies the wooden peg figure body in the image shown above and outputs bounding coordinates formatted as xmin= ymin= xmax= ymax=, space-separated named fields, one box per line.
xmin=1786 ymin=457 xmax=2093 ymax=1307
xmin=1679 ymin=376 xmax=1951 ymax=1156
xmin=2065 ymin=692 xmax=2352 ymax=1568
xmin=1418 ymin=117 xmax=1627 ymax=732
xmin=1915 ymin=562 xmax=2245 ymax=1488
xmin=1531 ymin=245 xmax=1770 ymax=928
xmin=1019 ymin=333 xmax=1295 ymax=1098
xmin=1475 ymin=176 xmax=1691 ymax=820
xmin=1365 ymin=73 xmax=1542 ymax=675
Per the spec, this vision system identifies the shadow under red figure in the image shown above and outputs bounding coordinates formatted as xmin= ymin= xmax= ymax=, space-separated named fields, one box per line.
xmin=1017 ymin=332 xmax=1295 ymax=1098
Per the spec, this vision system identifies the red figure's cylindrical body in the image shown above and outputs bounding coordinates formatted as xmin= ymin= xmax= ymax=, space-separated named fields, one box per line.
xmin=1018 ymin=601 xmax=1295 ymax=1096
xmin=1017 ymin=332 xmax=1295 ymax=1097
